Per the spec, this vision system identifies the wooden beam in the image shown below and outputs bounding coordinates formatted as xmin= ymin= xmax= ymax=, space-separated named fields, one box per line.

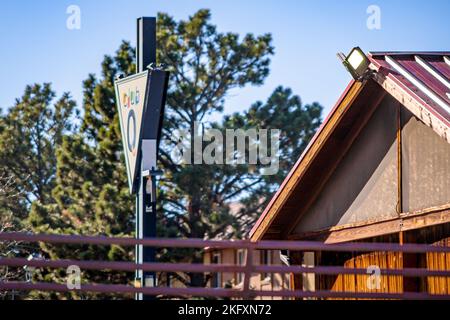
xmin=288 ymin=204 xmax=450 ymax=244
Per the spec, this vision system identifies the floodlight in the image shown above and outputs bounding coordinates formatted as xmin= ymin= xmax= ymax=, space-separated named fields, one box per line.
xmin=338 ymin=47 xmax=371 ymax=81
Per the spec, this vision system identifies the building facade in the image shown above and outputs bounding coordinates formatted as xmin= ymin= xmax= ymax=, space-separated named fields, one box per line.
xmin=250 ymin=52 xmax=450 ymax=296
xmin=204 ymin=248 xmax=291 ymax=299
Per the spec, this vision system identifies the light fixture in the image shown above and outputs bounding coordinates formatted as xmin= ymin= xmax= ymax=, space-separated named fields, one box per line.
xmin=337 ymin=47 xmax=371 ymax=81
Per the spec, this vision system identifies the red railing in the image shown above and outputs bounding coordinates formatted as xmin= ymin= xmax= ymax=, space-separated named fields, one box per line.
xmin=1 ymin=232 xmax=450 ymax=300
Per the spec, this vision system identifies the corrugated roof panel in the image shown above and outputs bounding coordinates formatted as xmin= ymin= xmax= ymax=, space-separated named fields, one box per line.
xmin=369 ymin=52 xmax=450 ymax=124
xmin=415 ymin=56 xmax=450 ymax=90
xmin=428 ymin=58 xmax=450 ymax=83
xmin=398 ymin=56 xmax=450 ymax=105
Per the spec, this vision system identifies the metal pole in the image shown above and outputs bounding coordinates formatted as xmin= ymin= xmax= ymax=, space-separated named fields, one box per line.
xmin=137 ymin=17 xmax=156 ymax=73
xmin=136 ymin=16 xmax=157 ymax=301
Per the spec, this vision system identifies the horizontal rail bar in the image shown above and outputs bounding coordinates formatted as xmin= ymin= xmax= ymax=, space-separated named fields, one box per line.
xmin=252 ymin=241 xmax=450 ymax=253
xmin=1 ymin=258 xmax=450 ymax=278
xmin=259 ymin=290 xmax=450 ymax=300
xmin=254 ymin=265 xmax=450 ymax=277
xmin=0 ymin=232 xmax=248 ymax=249
xmin=0 ymin=258 xmax=244 ymax=273
xmin=1 ymin=232 xmax=450 ymax=253
xmin=1 ymin=282 xmax=449 ymax=300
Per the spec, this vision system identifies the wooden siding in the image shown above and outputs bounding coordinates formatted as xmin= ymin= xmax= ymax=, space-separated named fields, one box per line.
xmin=308 ymin=226 xmax=450 ymax=297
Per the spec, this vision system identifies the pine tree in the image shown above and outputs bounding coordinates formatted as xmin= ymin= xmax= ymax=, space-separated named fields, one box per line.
xmin=0 ymin=83 xmax=76 ymax=299
xmin=155 ymin=10 xmax=322 ymax=287
xmin=17 ymin=9 xmax=322 ymax=296
xmin=0 ymin=83 xmax=76 ymax=219
xmin=27 ymin=43 xmax=136 ymax=299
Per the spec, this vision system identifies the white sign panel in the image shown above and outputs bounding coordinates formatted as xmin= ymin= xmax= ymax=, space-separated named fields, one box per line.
xmin=115 ymin=71 xmax=149 ymax=193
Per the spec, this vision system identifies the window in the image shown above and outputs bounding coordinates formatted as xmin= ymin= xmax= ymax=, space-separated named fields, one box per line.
xmin=211 ymin=252 xmax=222 ymax=288
xmin=236 ymin=249 xmax=246 ymax=284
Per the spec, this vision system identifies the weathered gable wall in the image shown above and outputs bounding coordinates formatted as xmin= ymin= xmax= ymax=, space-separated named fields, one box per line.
xmin=294 ymin=95 xmax=399 ymax=233
xmin=402 ymin=108 xmax=450 ymax=212
xmin=293 ymin=94 xmax=450 ymax=235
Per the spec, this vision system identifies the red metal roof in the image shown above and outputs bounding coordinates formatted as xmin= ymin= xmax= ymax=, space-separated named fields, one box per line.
xmin=250 ymin=51 xmax=450 ymax=241
xmin=369 ymin=52 xmax=450 ymax=126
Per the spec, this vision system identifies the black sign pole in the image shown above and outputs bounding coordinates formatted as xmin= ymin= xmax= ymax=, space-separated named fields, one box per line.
xmin=136 ymin=16 xmax=157 ymax=301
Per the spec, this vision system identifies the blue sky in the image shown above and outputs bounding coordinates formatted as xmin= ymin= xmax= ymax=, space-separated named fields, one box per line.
xmin=1 ymin=0 xmax=449 ymax=120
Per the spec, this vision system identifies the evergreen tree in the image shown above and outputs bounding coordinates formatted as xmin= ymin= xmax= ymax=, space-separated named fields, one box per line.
xmin=8 ymin=9 xmax=323 ymax=297
xmin=0 ymin=83 xmax=76 ymax=219
xmin=0 ymin=83 xmax=76 ymax=299
xmin=155 ymin=10 xmax=322 ymax=287
xmin=27 ymin=43 xmax=136 ymax=299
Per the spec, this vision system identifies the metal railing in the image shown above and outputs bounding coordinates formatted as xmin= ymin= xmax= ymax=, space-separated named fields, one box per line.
xmin=1 ymin=232 xmax=450 ymax=300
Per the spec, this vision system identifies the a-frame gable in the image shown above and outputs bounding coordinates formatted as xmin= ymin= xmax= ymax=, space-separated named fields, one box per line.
xmin=292 ymin=94 xmax=400 ymax=235
xmin=250 ymin=52 xmax=450 ymax=242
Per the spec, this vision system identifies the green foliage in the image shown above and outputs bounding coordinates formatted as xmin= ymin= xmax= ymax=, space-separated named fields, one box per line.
xmin=0 ymin=83 xmax=76 ymax=219
xmin=0 ymin=9 xmax=323 ymax=297
xmin=156 ymin=9 xmax=274 ymax=243
xmin=26 ymin=42 xmax=136 ymax=299
xmin=0 ymin=83 xmax=76 ymax=299
xmin=155 ymin=10 xmax=322 ymax=287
